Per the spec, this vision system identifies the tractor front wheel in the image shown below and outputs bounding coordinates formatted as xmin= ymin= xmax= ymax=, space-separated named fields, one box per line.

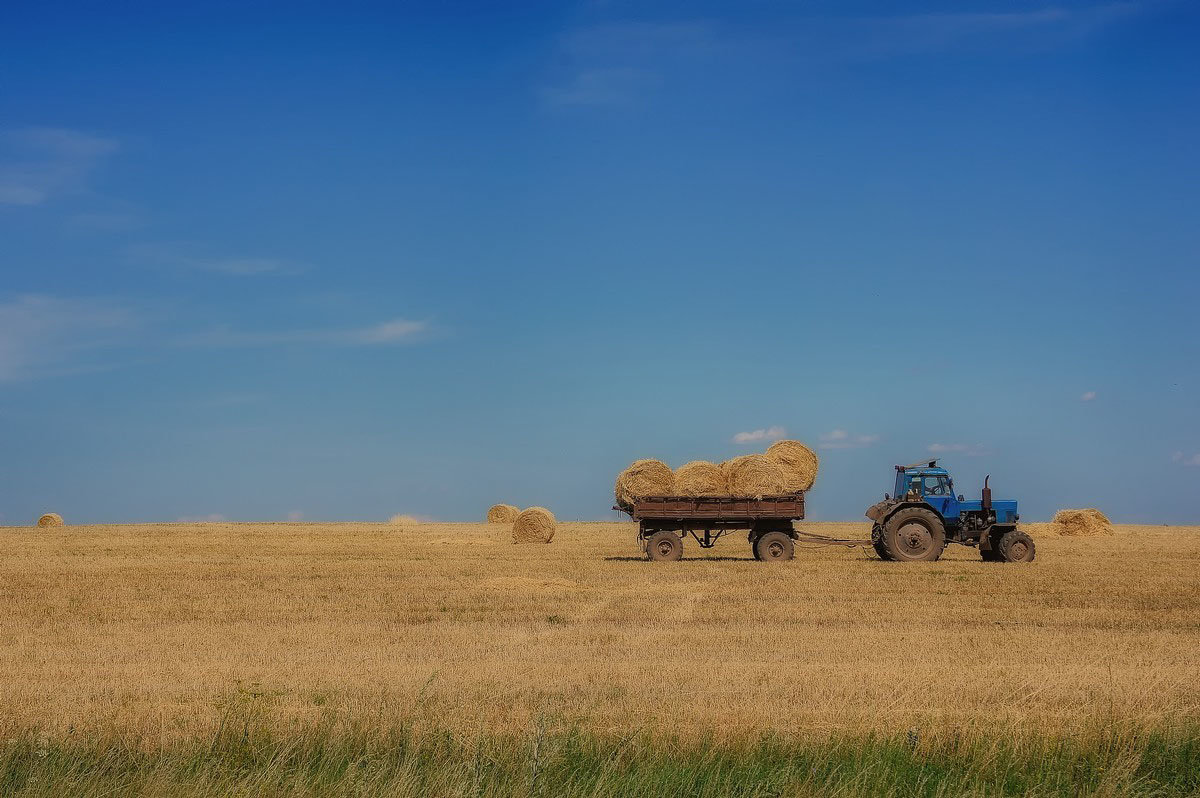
xmin=997 ymin=530 xmax=1036 ymax=563
xmin=882 ymin=507 xmax=946 ymax=562
xmin=645 ymin=531 xmax=683 ymax=562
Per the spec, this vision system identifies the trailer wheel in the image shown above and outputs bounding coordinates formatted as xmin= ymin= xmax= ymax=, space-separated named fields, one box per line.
xmin=754 ymin=531 xmax=794 ymax=562
xmin=882 ymin=507 xmax=946 ymax=562
xmin=645 ymin=531 xmax=683 ymax=562
xmin=997 ymin=530 xmax=1035 ymax=563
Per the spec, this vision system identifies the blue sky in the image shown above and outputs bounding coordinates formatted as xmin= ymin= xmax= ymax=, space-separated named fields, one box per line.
xmin=1 ymin=0 xmax=1197 ymax=524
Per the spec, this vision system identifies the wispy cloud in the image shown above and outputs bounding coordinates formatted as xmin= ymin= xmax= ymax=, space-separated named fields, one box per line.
xmin=543 ymin=21 xmax=717 ymax=106
xmin=542 ymin=4 xmax=1145 ymax=106
xmin=181 ymin=319 xmax=429 ymax=348
xmin=1081 ymin=391 xmax=1097 ymax=402
xmin=819 ymin=429 xmax=880 ymax=449
xmin=542 ymin=68 xmax=660 ymax=106
xmin=0 ymin=294 xmax=136 ymax=381
xmin=928 ymin=442 xmax=989 ymax=457
xmin=0 ymin=128 xmax=118 ymax=206
xmin=1172 ymin=452 xmax=1200 ymax=467
xmin=848 ymin=3 xmax=1142 ymax=58
xmin=126 ymin=243 xmax=307 ymax=276
xmin=732 ymin=425 xmax=786 ymax=444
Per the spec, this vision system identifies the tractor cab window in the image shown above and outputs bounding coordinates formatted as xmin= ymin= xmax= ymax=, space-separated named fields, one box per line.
xmin=923 ymin=476 xmax=951 ymax=496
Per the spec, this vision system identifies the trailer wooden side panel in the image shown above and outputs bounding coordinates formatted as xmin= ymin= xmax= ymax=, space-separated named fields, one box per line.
xmin=627 ymin=494 xmax=804 ymax=522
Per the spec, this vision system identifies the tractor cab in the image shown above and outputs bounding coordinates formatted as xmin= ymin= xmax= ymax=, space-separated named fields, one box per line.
xmin=893 ymin=462 xmax=960 ymax=521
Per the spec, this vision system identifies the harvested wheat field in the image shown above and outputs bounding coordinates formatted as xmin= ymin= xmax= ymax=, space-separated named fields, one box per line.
xmin=1 ymin=520 xmax=1198 ymax=747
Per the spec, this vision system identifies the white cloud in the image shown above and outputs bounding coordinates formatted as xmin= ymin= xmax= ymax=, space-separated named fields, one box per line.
xmin=1172 ymin=452 xmax=1200 ymax=467
xmin=928 ymin=442 xmax=989 ymax=457
xmin=181 ymin=318 xmax=429 ymax=348
xmin=353 ymin=319 xmax=428 ymax=343
xmin=819 ymin=429 xmax=880 ymax=449
xmin=1081 ymin=391 xmax=1097 ymax=402
xmin=0 ymin=294 xmax=136 ymax=381
xmin=176 ymin=513 xmax=227 ymax=523
xmin=0 ymin=128 xmax=118 ymax=206
xmin=732 ymin=426 xmax=787 ymax=444
xmin=126 ymin=243 xmax=305 ymax=276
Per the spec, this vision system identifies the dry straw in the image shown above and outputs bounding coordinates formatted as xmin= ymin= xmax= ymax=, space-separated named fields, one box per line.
xmin=725 ymin=454 xmax=788 ymax=498
xmin=512 ymin=507 xmax=555 ymax=544
xmin=486 ymin=504 xmax=520 ymax=524
xmin=765 ymin=440 xmax=820 ymax=491
xmin=1052 ymin=508 xmax=1113 ymax=537
xmin=36 ymin=513 xmax=64 ymax=528
xmin=673 ymin=461 xmax=727 ymax=497
xmin=614 ymin=459 xmax=674 ymax=507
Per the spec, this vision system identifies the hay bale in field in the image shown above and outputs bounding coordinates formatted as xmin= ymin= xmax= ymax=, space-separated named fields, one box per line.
xmin=673 ymin=460 xmax=727 ymax=497
xmin=36 ymin=513 xmax=64 ymax=528
xmin=512 ymin=506 xmax=555 ymax=544
xmin=486 ymin=503 xmax=520 ymax=524
xmin=614 ymin=459 xmax=674 ymax=507
xmin=765 ymin=440 xmax=820 ymax=491
xmin=1052 ymin=508 xmax=1114 ymax=537
xmin=725 ymin=454 xmax=788 ymax=498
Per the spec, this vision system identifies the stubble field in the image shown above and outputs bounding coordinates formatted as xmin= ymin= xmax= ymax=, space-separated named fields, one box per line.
xmin=2 ymin=520 xmax=1198 ymax=795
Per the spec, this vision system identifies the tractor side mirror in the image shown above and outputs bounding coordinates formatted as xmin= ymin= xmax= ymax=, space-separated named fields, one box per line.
xmin=958 ymin=494 xmax=964 ymax=501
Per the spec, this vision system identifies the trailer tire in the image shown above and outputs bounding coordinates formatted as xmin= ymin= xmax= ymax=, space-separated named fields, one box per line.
xmin=645 ymin=531 xmax=683 ymax=562
xmin=754 ymin=531 xmax=794 ymax=562
xmin=882 ymin=507 xmax=946 ymax=562
xmin=997 ymin=530 xmax=1035 ymax=563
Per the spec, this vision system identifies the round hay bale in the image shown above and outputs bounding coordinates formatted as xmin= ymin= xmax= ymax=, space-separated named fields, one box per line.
xmin=614 ymin=459 xmax=674 ymax=508
xmin=1052 ymin=509 xmax=1114 ymax=537
xmin=512 ymin=506 xmax=555 ymax=544
xmin=486 ymin=503 xmax=520 ymax=524
xmin=765 ymin=440 xmax=820 ymax=491
xmin=36 ymin=513 xmax=64 ymax=528
xmin=673 ymin=461 xmax=727 ymax=497
xmin=725 ymin=454 xmax=788 ymax=498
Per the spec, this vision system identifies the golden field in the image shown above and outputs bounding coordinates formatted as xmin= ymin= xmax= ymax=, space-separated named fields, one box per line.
xmin=1 ymin=520 xmax=1197 ymax=743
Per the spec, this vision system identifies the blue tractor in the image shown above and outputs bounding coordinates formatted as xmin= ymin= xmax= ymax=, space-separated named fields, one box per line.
xmin=864 ymin=460 xmax=1035 ymax=563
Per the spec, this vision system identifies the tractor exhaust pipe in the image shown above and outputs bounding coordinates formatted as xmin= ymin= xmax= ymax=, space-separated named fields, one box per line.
xmin=981 ymin=475 xmax=992 ymax=511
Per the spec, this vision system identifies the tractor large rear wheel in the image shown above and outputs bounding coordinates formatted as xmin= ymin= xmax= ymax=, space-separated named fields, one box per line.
xmin=871 ymin=524 xmax=893 ymax=561
xmin=882 ymin=507 xmax=946 ymax=562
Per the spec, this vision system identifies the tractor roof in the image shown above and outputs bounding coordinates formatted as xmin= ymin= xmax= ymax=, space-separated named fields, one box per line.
xmin=896 ymin=459 xmax=949 ymax=476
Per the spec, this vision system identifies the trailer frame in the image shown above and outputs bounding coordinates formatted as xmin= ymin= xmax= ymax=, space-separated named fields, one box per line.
xmin=615 ymin=493 xmax=870 ymax=561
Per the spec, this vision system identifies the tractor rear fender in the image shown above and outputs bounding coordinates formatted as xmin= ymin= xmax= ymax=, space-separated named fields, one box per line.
xmin=875 ymin=501 xmax=943 ymax=528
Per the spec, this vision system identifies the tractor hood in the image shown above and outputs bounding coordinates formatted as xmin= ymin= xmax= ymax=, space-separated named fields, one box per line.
xmin=960 ymin=498 xmax=1019 ymax=524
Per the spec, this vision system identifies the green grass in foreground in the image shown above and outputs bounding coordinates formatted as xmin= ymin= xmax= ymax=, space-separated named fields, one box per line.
xmin=2 ymin=722 xmax=1198 ymax=797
